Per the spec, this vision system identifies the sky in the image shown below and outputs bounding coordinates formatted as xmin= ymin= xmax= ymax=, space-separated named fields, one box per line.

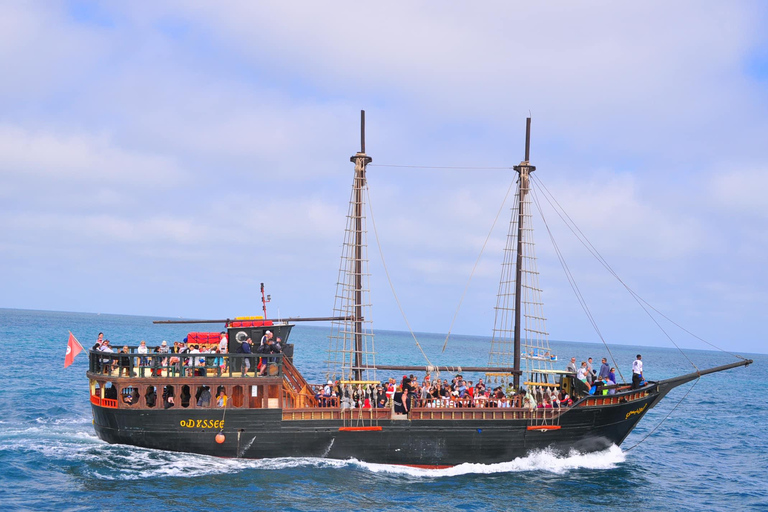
xmin=1 ymin=1 xmax=767 ymax=355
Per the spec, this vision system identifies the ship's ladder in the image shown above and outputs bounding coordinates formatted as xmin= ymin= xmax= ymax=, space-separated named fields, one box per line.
xmin=339 ymin=383 xmax=381 ymax=428
xmin=282 ymin=359 xmax=317 ymax=408
xmin=525 ymin=383 xmax=563 ymax=429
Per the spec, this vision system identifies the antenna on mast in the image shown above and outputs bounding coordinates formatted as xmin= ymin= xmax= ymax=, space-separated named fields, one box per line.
xmin=524 ymin=117 xmax=532 ymax=162
xmin=361 ymin=110 xmax=366 ymax=154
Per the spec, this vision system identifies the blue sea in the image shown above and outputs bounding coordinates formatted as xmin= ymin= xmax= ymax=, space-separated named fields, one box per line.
xmin=1 ymin=308 xmax=766 ymax=511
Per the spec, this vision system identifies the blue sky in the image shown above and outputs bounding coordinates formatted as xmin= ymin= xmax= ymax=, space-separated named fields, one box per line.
xmin=1 ymin=1 xmax=767 ymax=355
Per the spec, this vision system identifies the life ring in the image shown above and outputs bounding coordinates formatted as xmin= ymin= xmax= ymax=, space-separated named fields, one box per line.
xmin=235 ymin=331 xmax=248 ymax=343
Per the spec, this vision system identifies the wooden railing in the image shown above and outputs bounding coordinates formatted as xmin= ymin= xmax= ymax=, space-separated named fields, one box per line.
xmin=578 ymin=390 xmax=649 ymax=407
xmin=88 ymin=349 xmax=283 ymax=379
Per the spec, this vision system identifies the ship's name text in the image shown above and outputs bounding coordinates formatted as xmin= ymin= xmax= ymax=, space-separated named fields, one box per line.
xmin=179 ymin=419 xmax=225 ymax=429
xmin=625 ymin=404 xmax=648 ymax=420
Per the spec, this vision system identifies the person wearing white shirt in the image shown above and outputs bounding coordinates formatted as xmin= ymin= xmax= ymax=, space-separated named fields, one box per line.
xmin=576 ymin=362 xmax=589 ymax=383
xmin=631 ymin=354 xmax=644 ymax=389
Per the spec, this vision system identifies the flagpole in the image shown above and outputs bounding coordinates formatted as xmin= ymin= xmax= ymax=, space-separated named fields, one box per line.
xmin=70 ymin=331 xmax=85 ymax=351
xmin=65 ymin=331 xmax=84 ymax=368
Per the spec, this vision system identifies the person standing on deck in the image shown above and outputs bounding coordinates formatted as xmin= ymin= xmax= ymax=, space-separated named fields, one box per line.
xmin=566 ymin=357 xmax=577 ymax=373
xmin=607 ymin=367 xmax=617 ymax=394
xmin=576 ymin=362 xmax=589 ymax=384
xmin=260 ymin=330 xmax=273 ymax=347
xmin=385 ymin=378 xmax=396 ymax=405
xmin=92 ymin=333 xmax=105 ymax=371
xmin=631 ymin=354 xmax=643 ymax=389
xmin=240 ymin=337 xmax=254 ymax=376
xmin=218 ymin=331 xmax=228 ymax=353
xmin=598 ymin=358 xmax=610 ymax=380
xmin=586 ymin=357 xmax=595 ymax=384
xmin=393 ymin=387 xmax=409 ymax=415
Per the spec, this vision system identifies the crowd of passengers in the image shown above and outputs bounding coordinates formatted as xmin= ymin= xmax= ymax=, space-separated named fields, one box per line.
xmin=315 ymin=374 xmax=576 ymax=413
xmin=315 ymin=354 xmax=633 ymax=413
xmin=90 ymin=331 xmax=282 ymax=377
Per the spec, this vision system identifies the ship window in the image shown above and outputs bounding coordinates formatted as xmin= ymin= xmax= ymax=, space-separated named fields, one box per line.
xmin=104 ymin=382 xmax=118 ymax=400
xmin=195 ymin=386 xmax=212 ymax=408
xmin=121 ymin=386 xmax=138 ymax=406
xmin=180 ymin=385 xmax=191 ymax=408
xmin=163 ymin=385 xmax=175 ymax=409
xmin=145 ymin=386 xmax=157 ymax=408
xmin=215 ymin=386 xmax=227 ymax=408
xmin=232 ymin=385 xmax=244 ymax=408
xmin=249 ymin=385 xmax=262 ymax=409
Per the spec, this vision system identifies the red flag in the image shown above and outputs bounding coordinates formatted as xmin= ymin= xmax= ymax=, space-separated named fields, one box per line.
xmin=64 ymin=332 xmax=84 ymax=368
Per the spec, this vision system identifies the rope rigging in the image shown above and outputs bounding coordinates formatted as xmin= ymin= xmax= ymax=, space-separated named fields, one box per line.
xmin=528 ymin=184 xmax=626 ymax=382
xmin=623 ymin=378 xmax=701 ymax=452
xmin=364 ymin=158 xmax=744 ymax=397
xmin=530 ymin=174 xmax=743 ymax=368
xmin=370 ymin=164 xmax=513 ymax=170
xmin=440 ymin=177 xmax=518 ymax=353
xmin=365 ymin=184 xmax=434 ymax=369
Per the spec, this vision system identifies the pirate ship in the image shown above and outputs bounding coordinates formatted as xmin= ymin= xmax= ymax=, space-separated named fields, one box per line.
xmin=87 ymin=113 xmax=752 ymax=466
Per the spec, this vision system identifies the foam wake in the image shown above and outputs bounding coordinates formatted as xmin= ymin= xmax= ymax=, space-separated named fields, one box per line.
xmin=353 ymin=445 xmax=626 ymax=477
xmin=85 ymin=445 xmax=626 ymax=480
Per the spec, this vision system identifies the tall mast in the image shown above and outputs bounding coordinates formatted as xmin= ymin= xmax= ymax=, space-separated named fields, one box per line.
xmin=350 ymin=111 xmax=371 ymax=381
xmin=511 ymin=118 xmax=535 ymax=389
xmin=328 ymin=111 xmax=375 ymax=384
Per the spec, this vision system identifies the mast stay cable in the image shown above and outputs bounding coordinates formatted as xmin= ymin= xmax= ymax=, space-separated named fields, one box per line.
xmin=531 ymin=174 xmax=744 ymax=367
xmin=529 ymin=175 xmax=699 ymax=373
xmin=623 ymin=378 xmax=700 ymax=452
xmin=370 ymin=164 xmax=513 ymax=170
xmin=440 ymin=178 xmax=517 ymax=353
xmin=529 ymin=176 xmax=704 ymax=450
xmin=529 ymin=185 xmax=626 ymax=382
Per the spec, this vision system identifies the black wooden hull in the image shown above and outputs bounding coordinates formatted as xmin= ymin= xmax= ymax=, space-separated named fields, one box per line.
xmin=91 ymin=393 xmax=656 ymax=466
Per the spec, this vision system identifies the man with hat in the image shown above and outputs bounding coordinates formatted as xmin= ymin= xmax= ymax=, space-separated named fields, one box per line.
xmin=321 ymin=380 xmax=334 ymax=407
xmin=260 ymin=330 xmax=273 ymax=347
xmin=375 ymin=384 xmax=387 ymax=408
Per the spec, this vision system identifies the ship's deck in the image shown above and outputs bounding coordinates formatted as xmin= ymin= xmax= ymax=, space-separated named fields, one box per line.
xmin=86 ymin=348 xmax=653 ymax=419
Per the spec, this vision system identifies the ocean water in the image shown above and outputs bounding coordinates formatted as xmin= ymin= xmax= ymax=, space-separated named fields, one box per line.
xmin=1 ymin=308 xmax=766 ymax=512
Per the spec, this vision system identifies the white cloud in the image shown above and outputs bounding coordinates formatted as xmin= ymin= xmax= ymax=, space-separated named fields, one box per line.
xmin=708 ymin=167 xmax=768 ymax=218
xmin=0 ymin=2 xmax=766 ymax=353
xmin=0 ymin=125 xmax=182 ymax=186
xmin=0 ymin=3 xmax=108 ymax=99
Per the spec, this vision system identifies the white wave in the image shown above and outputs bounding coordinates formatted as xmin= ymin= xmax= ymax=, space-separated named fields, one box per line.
xmin=33 ymin=415 xmax=93 ymax=425
xmin=91 ymin=452 xmax=351 ymax=480
xmin=353 ymin=445 xmax=627 ymax=477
